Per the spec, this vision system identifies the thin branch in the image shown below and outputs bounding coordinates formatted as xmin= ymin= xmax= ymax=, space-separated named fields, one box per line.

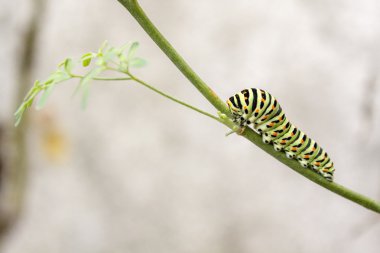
xmin=72 ymin=72 xmax=221 ymax=122
xmin=128 ymin=73 xmax=223 ymax=122
xmin=116 ymin=0 xmax=380 ymax=213
xmin=71 ymin=75 xmax=132 ymax=81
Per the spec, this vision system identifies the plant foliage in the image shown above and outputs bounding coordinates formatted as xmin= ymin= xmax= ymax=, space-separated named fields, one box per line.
xmin=14 ymin=41 xmax=146 ymax=126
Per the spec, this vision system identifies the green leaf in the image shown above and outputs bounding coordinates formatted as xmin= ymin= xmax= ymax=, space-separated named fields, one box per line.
xmin=78 ymin=67 xmax=106 ymax=109
xmin=45 ymin=70 xmax=69 ymax=85
xmin=14 ymin=40 xmax=145 ymax=127
xmin=14 ymin=103 xmax=25 ymax=118
xmin=102 ymin=47 xmax=118 ymax=64
xmin=14 ymin=80 xmax=42 ymax=126
xmin=81 ymin=53 xmax=94 ymax=67
xmin=63 ymin=58 xmax=73 ymax=74
xmin=14 ymin=104 xmax=27 ymax=127
xmin=23 ymin=80 xmax=40 ymax=101
xmin=127 ymin=42 xmax=139 ymax=60
xmin=96 ymin=58 xmax=105 ymax=66
xmin=36 ymin=84 xmax=56 ymax=110
xmin=116 ymin=43 xmax=131 ymax=56
xmin=14 ymin=114 xmax=24 ymax=127
xmin=81 ymin=85 xmax=91 ymax=109
xmin=97 ymin=40 xmax=109 ymax=56
xmin=118 ymin=54 xmax=128 ymax=72
xmin=129 ymin=57 xmax=147 ymax=68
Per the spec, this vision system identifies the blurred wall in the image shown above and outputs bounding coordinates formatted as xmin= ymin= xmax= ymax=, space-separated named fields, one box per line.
xmin=0 ymin=0 xmax=380 ymax=252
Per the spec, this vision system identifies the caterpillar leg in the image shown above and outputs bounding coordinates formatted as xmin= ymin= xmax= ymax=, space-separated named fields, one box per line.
xmin=273 ymin=143 xmax=283 ymax=151
xmin=235 ymin=126 xmax=246 ymax=135
xmin=296 ymin=140 xmax=319 ymax=168
xmin=262 ymin=132 xmax=272 ymax=144
xmin=317 ymin=161 xmax=334 ymax=181
xmin=297 ymin=158 xmax=309 ymax=168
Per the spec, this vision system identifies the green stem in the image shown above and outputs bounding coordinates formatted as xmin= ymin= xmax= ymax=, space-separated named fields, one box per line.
xmin=72 ymin=73 xmax=221 ymax=122
xmin=127 ymin=73 xmax=222 ymax=122
xmin=116 ymin=0 xmax=380 ymax=213
xmin=71 ymin=74 xmax=132 ymax=81
xmin=93 ymin=77 xmax=131 ymax=81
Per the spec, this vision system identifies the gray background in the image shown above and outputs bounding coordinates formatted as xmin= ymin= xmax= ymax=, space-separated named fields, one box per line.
xmin=1 ymin=0 xmax=380 ymax=252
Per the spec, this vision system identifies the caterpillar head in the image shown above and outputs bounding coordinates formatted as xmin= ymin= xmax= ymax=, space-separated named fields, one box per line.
xmin=227 ymin=95 xmax=247 ymax=126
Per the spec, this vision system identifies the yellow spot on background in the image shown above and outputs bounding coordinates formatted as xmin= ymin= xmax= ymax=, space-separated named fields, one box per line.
xmin=35 ymin=111 xmax=70 ymax=164
xmin=41 ymin=130 xmax=68 ymax=163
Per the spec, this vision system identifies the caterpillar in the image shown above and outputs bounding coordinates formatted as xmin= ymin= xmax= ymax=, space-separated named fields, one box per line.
xmin=227 ymin=88 xmax=335 ymax=181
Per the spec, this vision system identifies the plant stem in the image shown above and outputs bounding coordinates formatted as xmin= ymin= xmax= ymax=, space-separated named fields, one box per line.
xmin=116 ymin=0 xmax=380 ymax=213
xmin=72 ymin=73 xmax=221 ymax=122
xmin=117 ymin=0 xmax=230 ymax=117
xmin=93 ymin=77 xmax=131 ymax=81
xmin=73 ymin=75 xmax=132 ymax=81
xmin=127 ymin=73 xmax=223 ymax=122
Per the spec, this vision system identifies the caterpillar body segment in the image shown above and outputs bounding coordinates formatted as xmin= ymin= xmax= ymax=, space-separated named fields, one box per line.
xmin=227 ymin=88 xmax=335 ymax=181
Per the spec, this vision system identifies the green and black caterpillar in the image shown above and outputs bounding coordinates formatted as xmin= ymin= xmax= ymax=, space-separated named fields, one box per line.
xmin=227 ymin=88 xmax=335 ymax=181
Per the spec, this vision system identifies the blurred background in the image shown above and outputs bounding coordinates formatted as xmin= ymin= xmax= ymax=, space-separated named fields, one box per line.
xmin=1 ymin=0 xmax=380 ymax=252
